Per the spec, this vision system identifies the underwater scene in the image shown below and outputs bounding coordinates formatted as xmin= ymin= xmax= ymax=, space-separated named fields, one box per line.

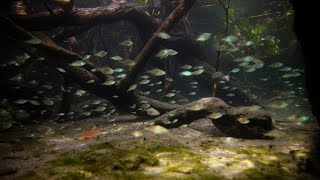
xmin=0 ymin=0 xmax=319 ymax=179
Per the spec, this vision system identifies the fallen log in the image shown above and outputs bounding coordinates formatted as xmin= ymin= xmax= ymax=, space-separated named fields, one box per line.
xmin=153 ymin=97 xmax=274 ymax=139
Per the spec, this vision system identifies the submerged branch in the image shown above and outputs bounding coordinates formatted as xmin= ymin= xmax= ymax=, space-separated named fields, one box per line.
xmin=117 ymin=0 xmax=197 ymax=93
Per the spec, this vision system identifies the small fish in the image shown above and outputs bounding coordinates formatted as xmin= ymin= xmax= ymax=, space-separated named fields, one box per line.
xmin=165 ymin=78 xmax=173 ymax=82
xmin=14 ymin=99 xmax=28 ymax=104
xmin=180 ymin=64 xmax=193 ymax=70
xmin=155 ymin=49 xmax=178 ymax=59
xmin=237 ymin=117 xmax=250 ymax=124
xmin=57 ymin=113 xmax=65 ymax=116
xmin=86 ymin=79 xmax=95 ymax=83
xmin=70 ymin=60 xmax=86 ymax=67
xmin=139 ymin=79 xmax=150 ymax=85
xmin=244 ymin=41 xmax=254 ymax=46
xmin=92 ymin=100 xmax=101 ymax=105
xmin=180 ymin=71 xmax=193 ymax=76
xmin=141 ymin=103 xmax=151 ymax=109
xmin=102 ymin=80 xmax=116 ymax=86
xmin=29 ymin=100 xmax=40 ymax=106
xmin=25 ymin=38 xmax=42 ymax=45
xmin=140 ymin=75 xmax=149 ymax=79
xmin=76 ymin=90 xmax=86 ymax=96
xmin=193 ymin=66 xmax=204 ymax=70
xmin=57 ymin=68 xmax=66 ymax=73
xmin=116 ymin=74 xmax=126 ymax=78
xmin=239 ymin=62 xmax=249 ymax=67
xmin=207 ymin=112 xmax=224 ymax=119
xmin=245 ymin=67 xmax=256 ymax=72
xmin=148 ymin=68 xmax=166 ymax=76
xmin=98 ymin=67 xmax=114 ymax=75
xmin=42 ymin=84 xmax=53 ymax=89
xmin=156 ymin=32 xmax=171 ymax=39
xmin=196 ymin=33 xmax=211 ymax=42
xmin=269 ymin=62 xmax=284 ymax=68
xmin=279 ymin=67 xmax=292 ymax=72
xmin=111 ymin=55 xmax=123 ymax=61
xmin=212 ymin=72 xmax=223 ymax=79
xmin=10 ymin=74 xmax=22 ymax=81
xmin=94 ymin=51 xmax=108 ymax=58
xmin=222 ymin=35 xmax=238 ymax=44
xmin=37 ymin=57 xmax=45 ymax=61
xmin=120 ymin=40 xmax=133 ymax=47
xmin=192 ymin=69 xmax=205 ymax=75
xmin=81 ymin=112 xmax=91 ymax=116
xmin=231 ymin=68 xmax=240 ymax=73
xmin=42 ymin=98 xmax=54 ymax=106
xmin=165 ymin=93 xmax=175 ymax=97
xmin=94 ymin=106 xmax=107 ymax=112
xmin=82 ymin=55 xmax=91 ymax=61
xmin=127 ymin=84 xmax=138 ymax=92
xmin=120 ymin=59 xmax=136 ymax=66
xmin=187 ymin=104 xmax=205 ymax=111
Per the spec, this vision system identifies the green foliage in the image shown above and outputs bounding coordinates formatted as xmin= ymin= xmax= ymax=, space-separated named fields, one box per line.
xmin=214 ymin=20 xmax=281 ymax=60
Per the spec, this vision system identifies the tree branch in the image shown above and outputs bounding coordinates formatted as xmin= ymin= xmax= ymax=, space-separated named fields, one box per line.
xmin=117 ymin=0 xmax=197 ymax=93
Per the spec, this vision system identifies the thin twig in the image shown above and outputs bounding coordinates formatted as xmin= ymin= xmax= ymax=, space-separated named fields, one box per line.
xmin=215 ymin=0 xmax=232 ymax=72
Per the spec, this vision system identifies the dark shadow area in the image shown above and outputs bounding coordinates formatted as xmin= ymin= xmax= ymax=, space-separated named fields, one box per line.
xmin=291 ymin=0 xmax=320 ymax=175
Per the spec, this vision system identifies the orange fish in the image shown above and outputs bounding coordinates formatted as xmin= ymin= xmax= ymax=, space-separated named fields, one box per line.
xmin=79 ymin=129 xmax=104 ymax=140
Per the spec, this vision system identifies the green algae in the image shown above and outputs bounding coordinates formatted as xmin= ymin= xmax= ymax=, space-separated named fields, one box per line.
xmin=49 ymin=141 xmax=158 ymax=172
xmin=44 ymin=138 xmax=209 ymax=179
xmin=38 ymin=138 xmax=227 ymax=179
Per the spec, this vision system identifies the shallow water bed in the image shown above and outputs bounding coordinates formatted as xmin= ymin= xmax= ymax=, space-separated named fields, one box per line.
xmin=0 ymin=109 xmax=318 ymax=179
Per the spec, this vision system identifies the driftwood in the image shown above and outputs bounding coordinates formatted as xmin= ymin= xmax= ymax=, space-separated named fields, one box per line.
xmin=117 ymin=0 xmax=196 ymax=93
xmin=153 ymin=97 xmax=273 ymax=139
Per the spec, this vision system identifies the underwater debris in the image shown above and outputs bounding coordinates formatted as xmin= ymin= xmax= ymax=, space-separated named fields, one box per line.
xmin=79 ymin=130 xmax=105 ymax=140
